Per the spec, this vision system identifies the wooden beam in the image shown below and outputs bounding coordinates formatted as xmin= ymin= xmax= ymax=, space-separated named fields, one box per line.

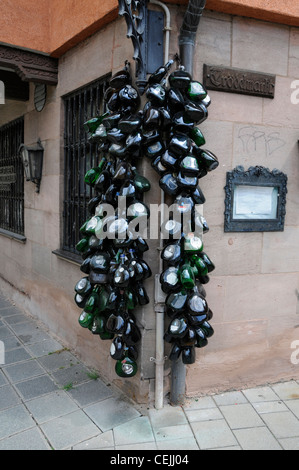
xmin=0 ymin=45 xmax=58 ymax=86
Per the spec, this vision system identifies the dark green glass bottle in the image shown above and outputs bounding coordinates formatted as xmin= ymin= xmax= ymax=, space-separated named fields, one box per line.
xmin=90 ymin=315 xmax=106 ymax=335
xmin=131 ymin=167 xmax=151 ymax=193
xmin=83 ymin=113 xmax=109 ymax=133
xmin=197 ymin=149 xmax=219 ymax=172
xmin=179 ymin=261 xmax=196 ymax=290
xmin=187 ymin=81 xmax=208 ymax=102
xmin=115 ymin=357 xmax=138 ymax=378
xmin=191 ymin=255 xmax=208 ymax=277
xmin=198 ymin=252 xmax=215 ymax=273
xmin=190 ymin=127 xmax=206 ymax=147
xmin=84 ymin=287 xmax=101 ymax=314
xmin=76 ymin=238 xmax=89 ymax=254
xmin=78 ymin=310 xmax=95 ymax=329
xmin=84 ymin=158 xmax=107 ymax=187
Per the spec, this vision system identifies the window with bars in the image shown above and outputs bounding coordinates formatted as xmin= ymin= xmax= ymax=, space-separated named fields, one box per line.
xmin=62 ymin=76 xmax=110 ymax=254
xmin=0 ymin=116 xmax=25 ymax=237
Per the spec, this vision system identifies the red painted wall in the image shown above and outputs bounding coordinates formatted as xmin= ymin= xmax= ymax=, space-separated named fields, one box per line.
xmin=0 ymin=0 xmax=298 ymax=57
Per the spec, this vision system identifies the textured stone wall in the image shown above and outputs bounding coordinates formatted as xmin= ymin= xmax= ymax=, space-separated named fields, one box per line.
xmin=184 ymin=10 xmax=299 ymax=396
xmin=0 ymin=8 xmax=299 ymax=403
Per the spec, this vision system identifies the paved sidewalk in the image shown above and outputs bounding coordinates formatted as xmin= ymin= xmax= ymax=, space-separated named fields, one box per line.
xmin=0 ymin=292 xmax=299 ymax=450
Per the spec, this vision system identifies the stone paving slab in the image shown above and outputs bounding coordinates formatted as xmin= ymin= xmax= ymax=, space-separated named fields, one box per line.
xmin=1 ymin=292 xmax=299 ymax=450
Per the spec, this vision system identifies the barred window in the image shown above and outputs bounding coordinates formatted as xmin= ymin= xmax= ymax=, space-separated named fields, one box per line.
xmin=63 ymin=76 xmax=110 ymax=254
xmin=0 ymin=116 xmax=25 ymax=237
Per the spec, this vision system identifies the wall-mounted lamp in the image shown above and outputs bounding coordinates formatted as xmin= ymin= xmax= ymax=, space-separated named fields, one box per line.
xmin=19 ymin=139 xmax=44 ymax=193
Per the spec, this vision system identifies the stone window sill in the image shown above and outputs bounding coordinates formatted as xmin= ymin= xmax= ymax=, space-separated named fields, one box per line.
xmin=0 ymin=228 xmax=26 ymax=244
xmin=52 ymin=249 xmax=81 ymax=266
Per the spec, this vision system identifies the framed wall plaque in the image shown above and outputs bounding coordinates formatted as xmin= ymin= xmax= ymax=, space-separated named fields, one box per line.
xmin=224 ymin=166 xmax=288 ymax=232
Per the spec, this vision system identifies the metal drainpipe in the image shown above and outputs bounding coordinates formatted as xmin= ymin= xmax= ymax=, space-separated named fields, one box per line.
xmin=149 ymin=0 xmax=172 ymax=411
xmin=170 ymin=0 xmax=207 ymax=407
xmin=179 ymin=0 xmax=206 ymax=75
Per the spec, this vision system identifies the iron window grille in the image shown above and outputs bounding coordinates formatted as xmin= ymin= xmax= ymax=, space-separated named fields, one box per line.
xmin=63 ymin=75 xmax=110 ymax=254
xmin=0 ymin=116 xmax=25 ymax=236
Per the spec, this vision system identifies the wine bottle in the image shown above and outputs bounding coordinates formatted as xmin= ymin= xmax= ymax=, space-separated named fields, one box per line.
xmin=179 ymin=261 xmax=196 ymax=290
xmin=84 ymin=158 xmax=107 ymax=186
xmin=122 ymin=319 xmax=142 ymax=346
xmin=190 ymin=127 xmax=206 ymax=147
xmin=127 ymin=201 xmax=150 ymax=219
xmin=133 ymin=282 xmax=150 ymax=306
xmin=165 ymin=289 xmax=188 ymax=316
xmin=113 ymin=254 xmax=130 ymax=288
xmin=74 ymin=293 xmax=88 ymax=309
xmin=75 ymin=277 xmax=93 ymax=296
xmin=76 ymin=238 xmax=89 ymax=254
xmin=110 ymin=336 xmax=126 ymax=360
xmin=198 ymin=252 xmax=215 ymax=273
xmin=146 ymin=83 xmax=167 ymax=106
xmin=179 ymin=155 xmax=200 ymax=176
xmin=84 ymin=287 xmax=101 ymax=314
xmin=184 ymin=233 xmax=203 ymax=253
xmin=165 ymin=315 xmax=188 ymax=340
xmin=195 ymin=327 xmax=208 ymax=348
xmin=90 ymin=253 xmax=111 ymax=273
xmin=161 ymin=150 xmax=179 ymax=169
xmin=109 ymin=63 xmax=132 ymax=89
xmin=161 ymin=239 xmax=182 ymax=266
xmin=159 ymin=173 xmax=180 ymax=197
xmin=197 ymin=149 xmax=219 ymax=172
xmin=148 ymin=60 xmax=174 ymax=85
xmin=115 ymin=357 xmax=138 ymax=378
xmin=160 ymin=266 xmax=180 ymax=294
xmin=118 ymin=113 xmax=143 ymax=134
xmin=167 ymin=88 xmax=185 ymax=114
xmin=169 ymin=134 xmax=192 ymax=156
xmin=169 ymin=342 xmax=182 ymax=361
xmin=83 ymin=113 xmax=109 ymax=134
xmin=106 ymin=312 xmax=127 ymax=335
xmin=131 ymin=167 xmax=151 ymax=193
xmin=177 ymin=172 xmax=198 ymax=190
xmin=181 ymin=346 xmax=196 ymax=364
xmin=78 ymin=310 xmax=94 ymax=329
xmin=172 ymin=112 xmax=194 ymax=134
xmin=190 ymin=255 xmax=208 ymax=277
xmin=187 ymin=81 xmax=208 ymax=102
xmin=187 ymin=287 xmax=209 ymax=316
xmin=90 ymin=315 xmax=106 ymax=335
xmin=169 ymin=68 xmax=192 ymax=90
xmin=118 ymin=85 xmax=140 ymax=111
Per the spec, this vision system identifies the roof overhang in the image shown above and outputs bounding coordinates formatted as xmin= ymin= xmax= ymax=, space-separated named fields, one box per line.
xmin=0 ymin=44 xmax=58 ymax=86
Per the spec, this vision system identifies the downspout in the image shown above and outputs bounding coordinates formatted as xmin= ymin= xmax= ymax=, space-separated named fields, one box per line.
xmin=179 ymin=0 xmax=206 ymax=75
xmin=170 ymin=0 xmax=206 ymax=406
xmin=149 ymin=0 xmax=171 ymax=411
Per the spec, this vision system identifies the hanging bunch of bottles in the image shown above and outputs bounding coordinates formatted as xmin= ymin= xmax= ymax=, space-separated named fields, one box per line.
xmin=142 ymin=59 xmax=218 ymax=365
xmin=74 ymin=62 xmax=153 ymax=379
xmin=74 ymin=57 xmax=218 ymax=378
